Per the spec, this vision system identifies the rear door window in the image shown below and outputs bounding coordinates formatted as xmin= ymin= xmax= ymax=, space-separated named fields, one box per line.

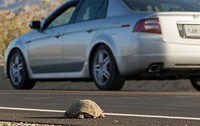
xmin=74 ymin=0 xmax=108 ymax=23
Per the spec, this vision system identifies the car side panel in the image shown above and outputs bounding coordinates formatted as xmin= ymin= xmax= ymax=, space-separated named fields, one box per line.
xmin=28 ymin=26 xmax=64 ymax=74
xmin=62 ymin=19 xmax=104 ymax=74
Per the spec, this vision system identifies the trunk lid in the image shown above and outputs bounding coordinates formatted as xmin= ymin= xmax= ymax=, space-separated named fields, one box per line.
xmin=152 ymin=12 xmax=200 ymax=44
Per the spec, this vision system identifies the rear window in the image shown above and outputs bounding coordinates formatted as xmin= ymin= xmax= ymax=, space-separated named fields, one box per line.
xmin=122 ymin=0 xmax=200 ymax=12
xmin=190 ymin=0 xmax=200 ymax=6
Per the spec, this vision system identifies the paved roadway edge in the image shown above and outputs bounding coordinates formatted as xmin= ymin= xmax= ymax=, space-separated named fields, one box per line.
xmin=0 ymin=107 xmax=200 ymax=121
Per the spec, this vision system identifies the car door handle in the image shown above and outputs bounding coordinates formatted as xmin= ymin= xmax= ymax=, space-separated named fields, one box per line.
xmin=55 ymin=34 xmax=62 ymax=38
xmin=86 ymin=28 xmax=95 ymax=33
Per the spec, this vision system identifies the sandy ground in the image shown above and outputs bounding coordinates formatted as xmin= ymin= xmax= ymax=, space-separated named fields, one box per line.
xmin=0 ymin=66 xmax=196 ymax=91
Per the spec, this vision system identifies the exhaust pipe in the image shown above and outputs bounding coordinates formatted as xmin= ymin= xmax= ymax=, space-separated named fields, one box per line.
xmin=148 ymin=64 xmax=162 ymax=73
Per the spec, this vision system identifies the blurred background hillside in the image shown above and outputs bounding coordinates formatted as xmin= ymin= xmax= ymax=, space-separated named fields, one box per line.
xmin=0 ymin=0 xmax=200 ymax=66
xmin=0 ymin=0 xmax=65 ymax=65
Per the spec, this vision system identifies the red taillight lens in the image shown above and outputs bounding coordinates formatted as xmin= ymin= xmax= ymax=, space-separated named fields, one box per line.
xmin=133 ymin=18 xmax=161 ymax=34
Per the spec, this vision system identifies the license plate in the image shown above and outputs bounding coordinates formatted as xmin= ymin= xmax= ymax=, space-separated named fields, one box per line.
xmin=184 ymin=25 xmax=200 ymax=38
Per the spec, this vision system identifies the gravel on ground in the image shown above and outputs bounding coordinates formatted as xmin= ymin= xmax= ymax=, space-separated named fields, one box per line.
xmin=0 ymin=121 xmax=61 ymax=126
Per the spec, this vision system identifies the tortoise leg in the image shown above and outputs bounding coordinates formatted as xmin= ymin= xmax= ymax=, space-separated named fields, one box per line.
xmin=78 ymin=114 xmax=85 ymax=119
xmin=64 ymin=112 xmax=70 ymax=118
xmin=83 ymin=113 xmax=94 ymax=118
xmin=100 ymin=114 xmax=105 ymax=118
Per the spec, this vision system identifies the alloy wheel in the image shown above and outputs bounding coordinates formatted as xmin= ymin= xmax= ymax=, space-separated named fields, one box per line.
xmin=8 ymin=50 xmax=36 ymax=89
xmin=9 ymin=53 xmax=24 ymax=86
xmin=91 ymin=45 xmax=125 ymax=90
xmin=93 ymin=50 xmax=111 ymax=86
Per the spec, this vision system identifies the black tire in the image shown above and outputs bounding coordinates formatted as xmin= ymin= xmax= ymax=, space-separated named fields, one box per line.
xmin=8 ymin=50 xmax=36 ymax=89
xmin=91 ymin=45 xmax=125 ymax=90
xmin=190 ymin=78 xmax=200 ymax=91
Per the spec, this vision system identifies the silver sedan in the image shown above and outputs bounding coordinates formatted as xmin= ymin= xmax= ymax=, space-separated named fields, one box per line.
xmin=4 ymin=0 xmax=200 ymax=90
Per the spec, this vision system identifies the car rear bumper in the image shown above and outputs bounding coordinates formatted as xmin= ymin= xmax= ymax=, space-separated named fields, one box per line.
xmin=116 ymin=34 xmax=200 ymax=77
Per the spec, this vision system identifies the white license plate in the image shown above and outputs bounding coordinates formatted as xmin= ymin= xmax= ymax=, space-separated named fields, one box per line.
xmin=184 ymin=25 xmax=200 ymax=37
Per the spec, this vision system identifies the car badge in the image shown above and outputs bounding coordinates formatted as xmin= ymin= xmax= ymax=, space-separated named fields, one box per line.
xmin=193 ymin=14 xmax=199 ymax=19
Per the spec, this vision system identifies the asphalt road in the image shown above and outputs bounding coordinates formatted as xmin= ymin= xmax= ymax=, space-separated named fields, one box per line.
xmin=0 ymin=90 xmax=200 ymax=126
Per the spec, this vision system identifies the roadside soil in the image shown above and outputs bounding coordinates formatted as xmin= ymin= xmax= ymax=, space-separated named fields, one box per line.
xmin=0 ymin=66 xmax=196 ymax=91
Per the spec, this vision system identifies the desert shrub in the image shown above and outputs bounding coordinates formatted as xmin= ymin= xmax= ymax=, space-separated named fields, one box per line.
xmin=0 ymin=0 xmax=65 ymax=65
xmin=0 ymin=10 xmax=32 ymax=65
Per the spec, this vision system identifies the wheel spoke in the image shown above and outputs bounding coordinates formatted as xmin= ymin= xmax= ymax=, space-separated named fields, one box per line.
xmin=14 ymin=56 xmax=20 ymax=64
xmin=103 ymin=56 xmax=110 ymax=66
xmin=15 ymin=72 xmax=22 ymax=82
xmin=11 ymin=63 xmax=15 ymax=67
xmin=10 ymin=65 xmax=15 ymax=74
xmin=98 ymin=52 xmax=104 ymax=63
xmin=18 ymin=63 xmax=23 ymax=71
xmin=103 ymin=69 xmax=110 ymax=79
xmin=95 ymin=64 xmax=100 ymax=68
xmin=13 ymin=75 xmax=17 ymax=82
xmin=95 ymin=68 xmax=101 ymax=73
xmin=98 ymin=71 xmax=104 ymax=83
xmin=94 ymin=63 xmax=101 ymax=73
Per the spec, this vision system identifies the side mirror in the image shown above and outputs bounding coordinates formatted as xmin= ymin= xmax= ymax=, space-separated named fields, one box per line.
xmin=29 ymin=21 xmax=41 ymax=30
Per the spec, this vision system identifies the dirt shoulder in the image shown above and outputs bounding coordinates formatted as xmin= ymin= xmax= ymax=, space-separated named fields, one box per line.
xmin=0 ymin=66 xmax=196 ymax=91
xmin=0 ymin=66 xmax=13 ymax=89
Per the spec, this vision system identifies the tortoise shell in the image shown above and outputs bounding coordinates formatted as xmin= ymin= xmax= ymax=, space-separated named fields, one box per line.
xmin=64 ymin=99 xmax=105 ymax=119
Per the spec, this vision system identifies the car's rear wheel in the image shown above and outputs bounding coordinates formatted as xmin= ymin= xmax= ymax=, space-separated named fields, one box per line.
xmin=8 ymin=50 xmax=36 ymax=89
xmin=91 ymin=45 xmax=125 ymax=90
xmin=190 ymin=78 xmax=200 ymax=91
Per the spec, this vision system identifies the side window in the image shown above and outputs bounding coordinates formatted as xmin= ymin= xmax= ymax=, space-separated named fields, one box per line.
xmin=74 ymin=0 xmax=107 ymax=23
xmin=47 ymin=6 xmax=76 ymax=29
xmin=97 ymin=0 xmax=108 ymax=19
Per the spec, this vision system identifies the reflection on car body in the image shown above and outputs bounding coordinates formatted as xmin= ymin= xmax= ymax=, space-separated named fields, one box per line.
xmin=4 ymin=0 xmax=200 ymax=91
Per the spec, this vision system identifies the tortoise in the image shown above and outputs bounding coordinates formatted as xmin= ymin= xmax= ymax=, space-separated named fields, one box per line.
xmin=64 ymin=99 xmax=105 ymax=119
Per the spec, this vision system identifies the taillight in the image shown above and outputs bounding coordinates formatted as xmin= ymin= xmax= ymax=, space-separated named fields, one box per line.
xmin=133 ymin=18 xmax=161 ymax=34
